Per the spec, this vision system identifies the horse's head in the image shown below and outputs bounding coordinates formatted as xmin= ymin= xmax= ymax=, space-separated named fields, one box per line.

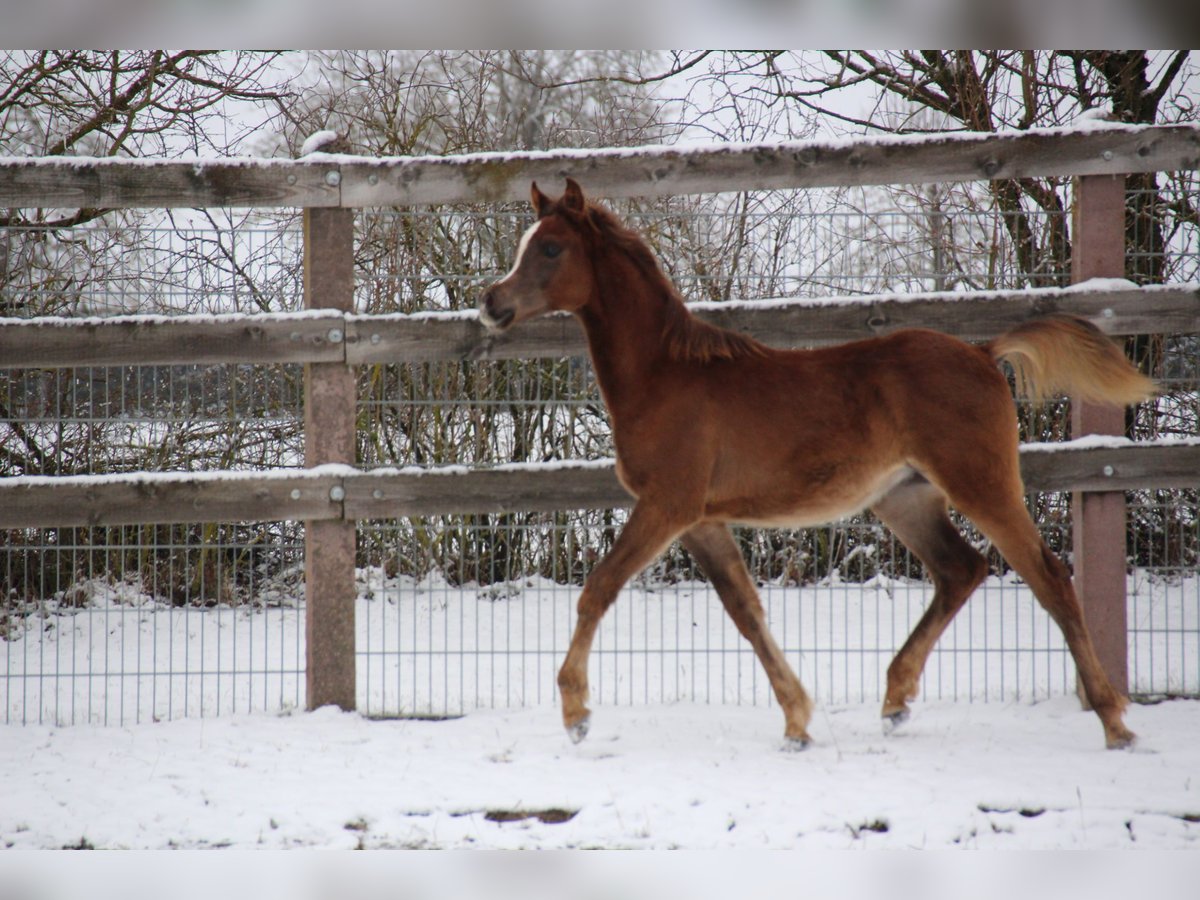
xmin=479 ymin=178 xmax=596 ymax=333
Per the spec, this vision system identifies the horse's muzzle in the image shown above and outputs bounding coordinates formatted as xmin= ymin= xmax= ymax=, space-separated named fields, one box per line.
xmin=479 ymin=290 xmax=515 ymax=331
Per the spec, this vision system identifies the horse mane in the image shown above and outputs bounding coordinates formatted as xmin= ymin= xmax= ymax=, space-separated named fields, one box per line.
xmin=580 ymin=201 xmax=767 ymax=364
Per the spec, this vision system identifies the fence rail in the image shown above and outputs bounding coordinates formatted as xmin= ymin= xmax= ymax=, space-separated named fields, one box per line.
xmin=1 ymin=124 xmax=1198 ymax=208
xmin=2 ymin=283 xmax=1196 ymax=368
xmin=2 ymin=441 xmax=1198 ymax=530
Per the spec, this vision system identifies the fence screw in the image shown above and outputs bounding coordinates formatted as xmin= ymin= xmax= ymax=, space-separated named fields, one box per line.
xmin=370 ymin=333 xmax=382 ymax=345
xmin=1102 ymin=308 xmax=1114 ymax=318
xmin=372 ymin=489 xmax=384 ymax=500
xmin=329 ymin=485 xmax=346 ymax=502
xmin=290 ymin=489 xmax=302 ymax=500
xmin=327 ymin=328 xmax=344 ymax=344
xmin=1102 ymin=465 xmax=1115 ymax=477
xmin=286 ymin=174 xmax=297 ymax=185
xmin=367 ymin=174 xmax=379 ymax=186
xmin=325 ymin=170 xmax=342 ymax=187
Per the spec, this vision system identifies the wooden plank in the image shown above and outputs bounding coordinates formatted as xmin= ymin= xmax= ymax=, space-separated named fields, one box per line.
xmin=345 ymin=312 xmax=586 ymax=365
xmin=0 ymin=158 xmax=338 ymax=209
xmin=303 ymin=206 xmax=358 ymax=713
xmin=306 ymin=517 xmax=356 ymax=711
xmin=339 ymin=126 xmax=1200 ymax=206
xmin=346 ymin=284 xmax=1199 ymax=365
xmin=344 ymin=443 xmax=1200 ymax=519
xmin=1 ymin=126 xmax=1197 ymax=210
xmin=0 ymin=473 xmax=341 ymax=528
xmin=686 ymin=284 xmax=1199 ymax=349
xmin=1020 ymin=442 xmax=1200 ymax=492
xmin=2 ymin=283 xmax=1194 ymax=370
xmin=343 ymin=465 xmax=633 ymax=518
xmin=0 ymin=443 xmax=1192 ymax=528
xmin=0 ymin=313 xmax=346 ymax=369
xmin=1070 ymin=173 xmax=1130 ymax=702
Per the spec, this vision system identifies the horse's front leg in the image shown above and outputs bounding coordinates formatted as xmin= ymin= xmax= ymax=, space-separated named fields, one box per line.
xmin=558 ymin=500 xmax=689 ymax=742
xmin=681 ymin=522 xmax=814 ymax=748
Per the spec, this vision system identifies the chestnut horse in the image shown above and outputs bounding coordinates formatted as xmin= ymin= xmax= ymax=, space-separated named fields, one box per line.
xmin=479 ymin=178 xmax=1154 ymax=750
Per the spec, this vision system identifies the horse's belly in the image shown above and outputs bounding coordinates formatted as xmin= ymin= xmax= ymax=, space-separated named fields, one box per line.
xmin=710 ymin=464 xmax=915 ymax=529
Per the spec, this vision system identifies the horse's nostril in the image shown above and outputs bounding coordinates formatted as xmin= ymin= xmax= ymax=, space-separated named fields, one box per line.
xmin=479 ymin=289 xmax=515 ymax=330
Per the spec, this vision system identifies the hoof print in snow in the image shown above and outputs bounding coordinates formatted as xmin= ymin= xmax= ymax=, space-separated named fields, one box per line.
xmin=485 ymin=808 xmax=578 ymax=825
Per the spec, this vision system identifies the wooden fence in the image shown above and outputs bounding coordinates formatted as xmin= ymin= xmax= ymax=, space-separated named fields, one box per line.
xmin=2 ymin=124 xmax=1199 ymax=711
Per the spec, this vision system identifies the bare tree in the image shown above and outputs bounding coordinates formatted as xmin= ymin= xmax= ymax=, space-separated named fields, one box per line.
xmin=0 ymin=51 xmax=297 ymax=481
xmin=1 ymin=51 xmax=292 ymax=229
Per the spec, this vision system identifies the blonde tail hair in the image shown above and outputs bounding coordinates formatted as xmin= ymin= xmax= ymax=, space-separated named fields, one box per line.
xmin=988 ymin=314 xmax=1157 ymax=406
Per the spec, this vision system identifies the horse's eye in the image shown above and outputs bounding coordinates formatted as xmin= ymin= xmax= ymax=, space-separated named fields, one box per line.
xmin=542 ymin=242 xmax=562 ymax=259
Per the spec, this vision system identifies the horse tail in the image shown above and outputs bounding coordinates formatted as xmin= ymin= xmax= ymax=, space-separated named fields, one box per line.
xmin=987 ymin=314 xmax=1156 ymax=406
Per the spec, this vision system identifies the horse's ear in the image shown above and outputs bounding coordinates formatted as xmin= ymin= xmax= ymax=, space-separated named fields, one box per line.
xmin=562 ymin=177 xmax=586 ymax=214
xmin=530 ymin=182 xmax=552 ymax=218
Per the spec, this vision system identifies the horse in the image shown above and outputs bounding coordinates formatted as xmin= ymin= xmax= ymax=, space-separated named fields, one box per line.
xmin=478 ymin=178 xmax=1154 ymax=750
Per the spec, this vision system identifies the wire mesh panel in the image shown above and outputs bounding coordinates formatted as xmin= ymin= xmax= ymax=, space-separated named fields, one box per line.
xmin=354 ymin=512 xmax=1089 ymax=718
xmin=2 ymin=175 xmax=1197 ymax=727
xmin=2 ymin=213 xmax=309 ymax=725
xmin=2 ymin=522 xmax=305 ymax=725
xmin=1126 ymin=325 xmax=1200 ymax=698
xmin=1127 ymin=490 xmax=1200 ymax=698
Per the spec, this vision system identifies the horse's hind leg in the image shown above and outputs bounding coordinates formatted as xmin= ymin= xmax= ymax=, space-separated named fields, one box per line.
xmin=958 ymin=495 xmax=1136 ymax=749
xmin=681 ymin=522 xmax=813 ymax=748
xmin=872 ymin=477 xmax=988 ymax=731
xmin=924 ymin=445 xmax=1137 ymax=750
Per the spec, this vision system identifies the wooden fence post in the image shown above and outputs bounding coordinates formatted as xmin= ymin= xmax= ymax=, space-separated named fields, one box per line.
xmin=304 ymin=206 xmax=357 ymax=711
xmin=1071 ymin=173 xmax=1129 ymax=703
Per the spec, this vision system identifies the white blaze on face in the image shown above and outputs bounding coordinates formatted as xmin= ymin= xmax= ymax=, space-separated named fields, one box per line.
xmin=480 ymin=220 xmax=543 ymax=330
xmin=503 ymin=220 xmax=542 ymax=281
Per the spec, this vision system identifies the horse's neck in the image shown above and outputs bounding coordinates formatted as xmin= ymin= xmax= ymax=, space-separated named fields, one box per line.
xmin=578 ymin=254 xmax=677 ymax=410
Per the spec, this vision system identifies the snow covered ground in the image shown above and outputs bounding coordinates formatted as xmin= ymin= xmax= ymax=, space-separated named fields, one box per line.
xmin=2 ymin=691 xmax=1199 ymax=852
xmin=2 ymin=696 xmax=1200 ymax=854
xmin=2 ymin=570 xmax=1198 ymax=858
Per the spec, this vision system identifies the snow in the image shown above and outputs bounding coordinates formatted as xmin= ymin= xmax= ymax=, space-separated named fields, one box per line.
xmin=2 ymin=281 xmax=1190 ymax=328
xmin=1 ymin=693 xmax=1198 ymax=852
xmin=1021 ymin=434 xmax=1200 ymax=453
xmin=299 ymin=130 xmax=340 ymax=157
xmin=1065 ymin=276 xmax=1142 ymax=292
xmin=1070 ymin=107 xmax=1120 ymax=129
xmin=0 ymin=462 xmax=359 ymax=489
xmin=5 ymin=437 xmax=1194 ymax=492
xmin=689 ymin=279 xmax=1191 ymax=314
xmin=2 ymin=120 xmax=1189 ymax=172
xmin=0 ymin=308 xmax=345 ymax=329
xmin=3 ymin=568 xmax=1199 ymax=852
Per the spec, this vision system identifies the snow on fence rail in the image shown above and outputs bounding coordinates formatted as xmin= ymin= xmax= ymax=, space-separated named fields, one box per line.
xmin=1 ymin=282 xmax=1197 ymax=368
xmin=0 ymin=123 xmax=1198 ymax=208
xmin=1 ymin=442 xmax=1198 ymax=530
xmin=3 ymin=124 xmax=1199 ymax=723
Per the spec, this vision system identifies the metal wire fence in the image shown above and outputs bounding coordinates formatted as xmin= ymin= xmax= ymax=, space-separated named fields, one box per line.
xmin=2 ymin=177 xmax=1197 ymax=724
xmin=354 ymin=512 xmax=1089 ymax=719
xmin=2 ymin=522 xmax=305 ymax=725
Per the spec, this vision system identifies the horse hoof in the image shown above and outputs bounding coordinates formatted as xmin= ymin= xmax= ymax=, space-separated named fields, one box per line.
xmin=782 ymin=735 xmax=811 ymax=752
xmin=881 ymin=708 xmax=910 ymax=735
xmin=1106 ymin=730 xmax=1137 ymax=751
xmin=566 ymin=714 xmax=591 ymax=744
